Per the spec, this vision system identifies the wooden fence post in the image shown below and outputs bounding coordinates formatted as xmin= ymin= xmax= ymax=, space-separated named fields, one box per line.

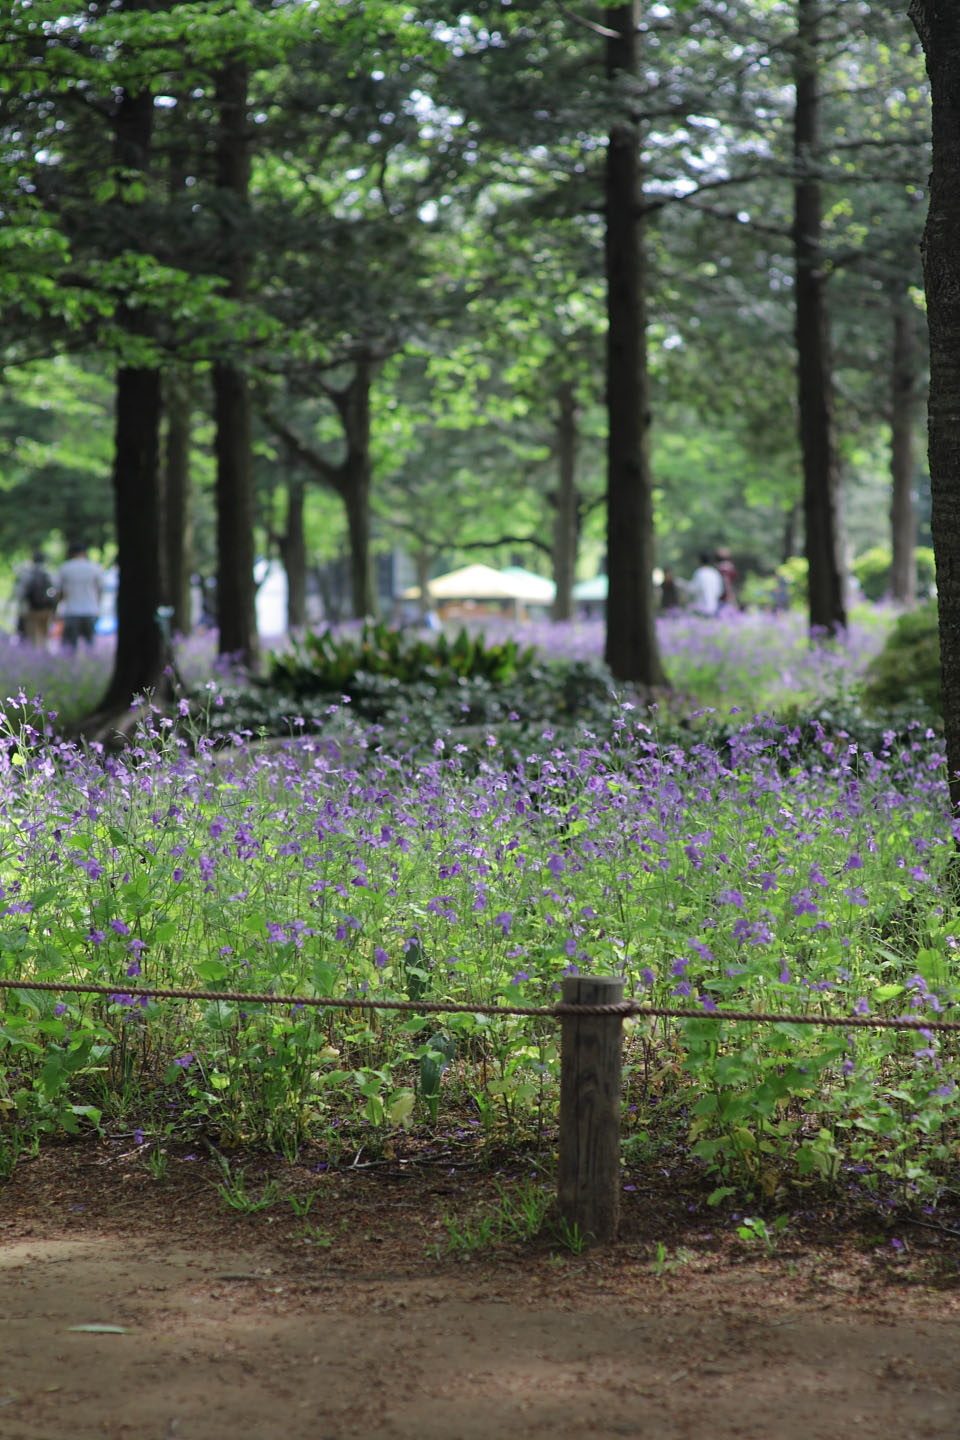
xmin=557 ymin=974 xmax=624 ymax=1245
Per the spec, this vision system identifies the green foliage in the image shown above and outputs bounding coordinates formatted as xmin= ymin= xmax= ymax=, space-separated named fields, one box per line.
xmin=917 ymin=547 xmax=937 ymax=595
xmin=862 ymin=599 xmax=941 ymax=716
xmin=853 ymin=546 xmax=892 ymax=602
xmin=735 ymin=1214 xmax=790 ymax=1257
xmin=268 ymin=621 xmax=537 ymax=695
xmin=852 ymin=546 xmax=937 ymax=602
xmin=215 ymin=1156 xmax=284 ymax=1214
xmin=435 ymin=1178 xmax=553 ymax=1255
xmin=419 ymin=1031 xmax=456 ymax=1125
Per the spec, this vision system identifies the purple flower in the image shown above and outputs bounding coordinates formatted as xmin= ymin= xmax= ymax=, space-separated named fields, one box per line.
xmin=374 ymin=946 xmax=389 ymax=968
xmin=173 ymin=1053 xmax=195 ymax=1069
xmin=126 ymin=960 xmax=141 ymax=978
xmin=716 ymin=888 xmax=745 ymax=909
xmin=110 ymin=918 xmax=130 ymax=938
xmin=495 ymin=911 xmax=513 ymax=937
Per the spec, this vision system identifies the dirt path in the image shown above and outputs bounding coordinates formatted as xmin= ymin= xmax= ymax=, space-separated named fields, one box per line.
xmin=2 ymin=1143 xmax=960 ymax=1439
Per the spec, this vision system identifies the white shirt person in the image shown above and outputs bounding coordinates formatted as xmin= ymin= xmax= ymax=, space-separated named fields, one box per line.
xmin=57 ymin=543 xmax=104 ymax=649
xmin=688 ymin=553 xmax=725 ymax=617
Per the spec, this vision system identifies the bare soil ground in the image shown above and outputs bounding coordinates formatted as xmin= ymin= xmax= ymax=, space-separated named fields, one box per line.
xmin=2 ymin=1138 xmax=960 ymax=1440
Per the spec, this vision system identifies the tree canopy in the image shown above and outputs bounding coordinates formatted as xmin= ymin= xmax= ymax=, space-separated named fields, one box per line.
xmin=0 ymin=0 xmax=934 ymax=706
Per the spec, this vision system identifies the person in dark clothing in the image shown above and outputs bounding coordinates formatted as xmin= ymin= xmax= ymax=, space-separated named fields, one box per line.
xmin=660 ymin=568 xmax=681 ymax=612
xmin=715 ymin=547 xmax=739 ymax=608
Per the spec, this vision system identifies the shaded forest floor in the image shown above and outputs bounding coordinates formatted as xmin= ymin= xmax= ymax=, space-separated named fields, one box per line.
xmin=2 ymin=1139 xmax=960 ymax=1439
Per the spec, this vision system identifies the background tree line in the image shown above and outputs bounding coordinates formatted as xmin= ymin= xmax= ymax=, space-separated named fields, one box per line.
xmin=0 ymin=0 xmax=936 ymax=708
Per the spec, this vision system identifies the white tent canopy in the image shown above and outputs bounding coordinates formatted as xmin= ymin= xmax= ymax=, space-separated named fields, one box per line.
xmin=403 ymin=563 xmax=556 ymax=604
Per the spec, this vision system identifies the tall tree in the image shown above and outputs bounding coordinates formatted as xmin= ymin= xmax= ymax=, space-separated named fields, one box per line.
xmin=794 ymin=0 xmax=846 ymax=635
xmin=161 ymin=370 xmax=194 ymax=635
xmin=603 ymin=2 xmax=666 ymax=687
xmin=212 ymin=58 xmax=258 ymax=665
xmin=97 ymin=62 xmax=166 ymax=712
xmin=910 ymin=0 xmax=960 ymax=815
xmin=889 ymin=285 xmax=920 ymax=606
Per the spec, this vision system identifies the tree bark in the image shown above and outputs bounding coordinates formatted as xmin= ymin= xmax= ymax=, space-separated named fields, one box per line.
xmin=889 ymin=289 xmax=919 ymax=606
xmin=794 ymin=0 xmax=846 ymax=637
xmin=781 ymin=501 xmax=800 ymax=564
xmin=94 ymin=75 xmax=167 ymax=718
xmin=552 ymin=381 xmax=579 ymax=622
xmin=603 ymin=2 xmax=667 ymax=687
xmin=331 ymin=357 xmax=376 ymax=619
xmin=99 ymin=367 xmax=166 ymax=709
xmin=213 ymin=58 xmax=258 ymax=665
xmin=280 ymin=475 xmax=307 ymax=630
xmin=910 ymin=0 xmax=960 ymax=815
xmin=162 ymin=371 xmax=193 ymax=635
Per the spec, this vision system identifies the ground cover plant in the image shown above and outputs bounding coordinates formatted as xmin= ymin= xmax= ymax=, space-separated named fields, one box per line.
xmin=0 ymin=599 xmax=956 ymax=1229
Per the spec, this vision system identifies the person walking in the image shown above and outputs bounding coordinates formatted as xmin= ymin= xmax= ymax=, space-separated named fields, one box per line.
xmin=688 ymin=552 xmax=725 ymax=617
xmin=715 ymin=546 xmax=740 ymax=608
xmin=660 ymin=568 xmax=681 ymax=613
xmin=15 ymin=550 xmax=58 ymax=646
xmin=57 ymin=542 xmax=104 ymax=649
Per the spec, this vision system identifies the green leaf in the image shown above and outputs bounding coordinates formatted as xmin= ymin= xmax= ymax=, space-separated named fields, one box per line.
xmin=67 ymin=1324 xmax=129 ymax=1333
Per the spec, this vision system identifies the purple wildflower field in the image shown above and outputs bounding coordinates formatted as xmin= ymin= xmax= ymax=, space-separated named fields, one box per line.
xmin=0 ymin=591 xmax=955 ymax=1204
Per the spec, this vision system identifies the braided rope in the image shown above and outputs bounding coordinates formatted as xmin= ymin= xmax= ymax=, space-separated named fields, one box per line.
xmin=0 ymin=976 xmax=957 ymax=1031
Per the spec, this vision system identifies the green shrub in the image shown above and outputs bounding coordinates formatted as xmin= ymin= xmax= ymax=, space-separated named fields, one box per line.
xmin=862 ymin=598 xmax=941 ymax=716
xmin=267 ymin=620 xmax=536 ymax=696
xmin=853 ymin=546 xmax=892 ymax=602
xmin=916 ymin=546 xmax=937 ymax=597
xmin=852 ymin=544 xmax=937 ymax=602
xmin=740 ymin=558 xmax=805 ymax=611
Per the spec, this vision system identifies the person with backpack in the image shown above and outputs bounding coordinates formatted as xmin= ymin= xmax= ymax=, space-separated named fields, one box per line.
xmin=15 ymin=550 xmax=58 ymax=646
xmin=57 ymin=542 xmax=104 ymax=649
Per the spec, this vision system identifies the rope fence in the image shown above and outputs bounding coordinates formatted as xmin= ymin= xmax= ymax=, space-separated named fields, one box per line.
xmin=0 ymin=975 xmax=958 ymax=1030
xmin=2 ymin=972 xmax=957 ymax=1245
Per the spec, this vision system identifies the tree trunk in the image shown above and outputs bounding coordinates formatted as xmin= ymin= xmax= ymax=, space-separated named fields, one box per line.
xmin=99 ymin=367 xmax=166 ymax=709
xmin=94 ymin=75 xmax=167 ymax=719
xmin=552 ymin=381 xmax=579 ymax=622
xmin=213 ymin=58 xmax=258 ymax=665
xmin=332 ymin=357 xmax=375 ymax=619
xmin=889 ymin=289 xmax=919 ymax=606
xmin=781 ymin=501 xmax=800 ymax=564
xmin=162 ymin=371 xmax=193 ymax=635
xmin=280 ymin=475 xmax=307 ymax=630
xmin=602 ymin=2 xmax=667 ymax=687
xmin=794 ymin=0 xmax=846 ymax=637
xmin=910 ymin=0 xmax=960 ymax=815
